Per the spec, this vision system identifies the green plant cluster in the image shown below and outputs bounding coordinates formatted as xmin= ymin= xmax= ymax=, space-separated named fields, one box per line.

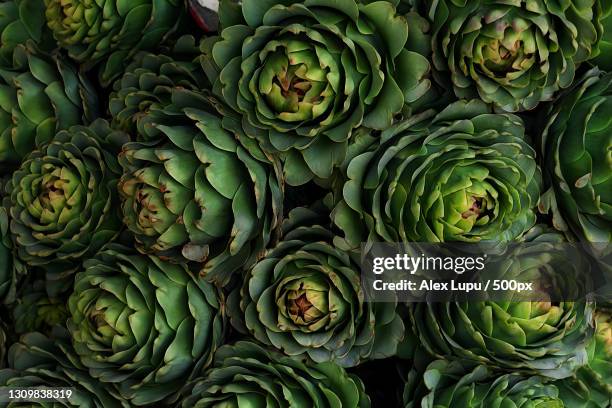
xmin=0 ymin=0 xmax=609 ymax=407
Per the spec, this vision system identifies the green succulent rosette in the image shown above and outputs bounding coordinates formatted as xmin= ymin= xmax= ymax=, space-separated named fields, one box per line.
xmin=0 ymin=0 xmax=52 ymax=65
xmin=109 ymin=35 xmax=209 ymax=134
xmin=403 ymin=360 xmax=565 ymax=408
xmin=554 ymin=307 xmax=612 ymax=407
xmin=414 ymin=0 xmax=605 ymax=112
xmin=409 ymin=237 xmax=595 ymax=379
xmin=202 ymin=0 xmax=434 ymax=186
xmin=180 ymin=341 xmax=371 ymax=407
xmin=539 ymin=68 xmax=611 ymax=245
xmin=7 ymin=119 xmax=127 ymax=292
xmin=12 ymin=279 xmax=68 ymax=335
xmin=118 ymin=90 xmax=283 ymax=285
xmin=410 ymin=302 xmax=593 ymax=379
xmin=230 ymin=205 xmax=404 ymax=367
xmin=332 ymin=100 xmax=541 ymax=249
xmin=1 ymin=328 xmax=129 ymax=407
xmin=0 ymin=42 xmax=98 ymax=168
xmin=67 ymin=245 xmax=225 ymax=406
xmin=43 ymin=0 xmax=187 ymax=85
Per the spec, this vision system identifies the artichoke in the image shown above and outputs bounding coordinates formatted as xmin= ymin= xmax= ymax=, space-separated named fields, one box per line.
xmin=118 ymin=90 xmax=283 ymax=285
xmin=230 ymin=205 xmax=404 ymax=367
xmin=403 ymin=360 xmax=565 ymax=408
xmin=415 ymin=0 xmax=605 ymax=112
xmin=539 ymin=68 xmax=612 ymax=244
xmin=0 ymin=328 xmax=129 ymax=407
xmin=180 ymin=341 xmax=371 ymax=407
xmin=109 ymin=35 xmax=209 ymax=134
xmin=12 ymin=279 xmax=68 ymax=335
xmin=202 ymin=0 xmax=434 ymax=185
xmin=43 ymin=0 xmax=187 ymax=85
xmin=0 ymin=42 xmax=97 ymax=168
xmin=333 ymin=100 xmax=541 ymax=249
xmin=7 ymin=119 xmax=127 ymax=293
xmin=67 ymin=245 xmax=226 ymax=406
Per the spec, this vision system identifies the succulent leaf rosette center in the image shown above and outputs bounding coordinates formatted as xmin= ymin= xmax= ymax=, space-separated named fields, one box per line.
xmin=471 ymin=14 xmax=536 ymax=79
xmin=34 ymin=166 xmax=84 ymax=226
xmin=248 ymin=247 xmax=358 ymax=354
xmin=259 ymin=38 xmax=334 ymax=123
xmin=44 ymin=0 xmax=116 ymax=53
xmin=277 ymin=272 xmax=336 ymax=331
xmin=438 ymin=166 xmax=499 ymax=239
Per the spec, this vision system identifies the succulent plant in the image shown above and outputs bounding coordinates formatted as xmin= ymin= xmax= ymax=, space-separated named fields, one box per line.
xmin=180 ymin=341 xmax=371 ymax=407
xmin=109 ymin=35 xmax=209 ymax=134
xmin=0 ymin=2 xmax=608 ymax=407
xmin=554 ymin=307 xmax=612 ymax=407
xmin=333 ymin=100 xmax=541 ymax=249
xmin=201 ymin=0 xmax=435 ymax=185
xmin=407 ymin=226 xmax=594 ymax=379
xmin=6 ymin=119 xmax=127 ymax=293
xmin=403 ymin=360 xmax=566 ymax=408
xmin=118 ymin=90 xmax=283 ymax=285
xmin=0 ymin=201 xmax=20 ymax=304
xmin=540 ymin=68 xmax=612 ymax=245
xmin=0 ymin=42 xmax=97 ymax=168
xmin=414 ymin=0 xmax=607 ymax=112
xmin=67 ymin=245 xmax=226 ymax=406
xmin=0 ymin=0 xmax=52 ymax=65
xmin=591 ymin=3 xmax=612 ymax=71
xmin=1 ymin=328 xmax=129 ymax=407
xmin=11 ymin=279 xmax=68 ymax=335
xmin=230 ymin=205 xmax=404 ymax=367
xmin=43 ymin=0 xmax=188 ymax=85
